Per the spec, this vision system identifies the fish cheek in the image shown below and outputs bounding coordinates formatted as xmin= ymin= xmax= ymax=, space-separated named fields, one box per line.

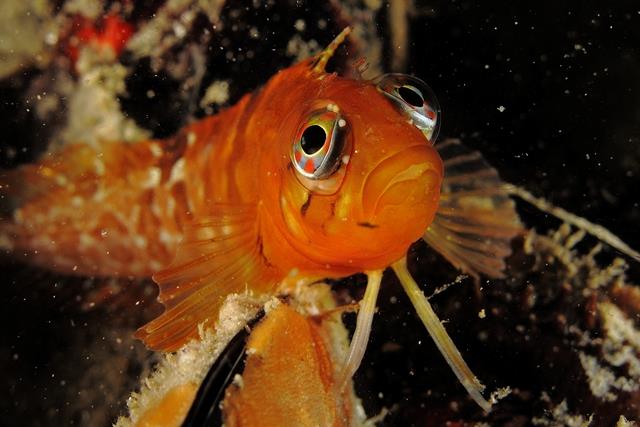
xmin=279 ymin=180 xmax=312 ymax=243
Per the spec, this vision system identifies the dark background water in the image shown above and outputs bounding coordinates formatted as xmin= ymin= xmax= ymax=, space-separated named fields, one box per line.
xmin=407 ymin=1 xmax=639 ymax=248
xmin=1 ymin=1 xmax=638 ymax=425
xmin=370 ymin=2 xmax=640 ymax=423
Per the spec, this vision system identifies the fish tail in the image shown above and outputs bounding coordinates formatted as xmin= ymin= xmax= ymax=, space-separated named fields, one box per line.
xmin=0 ymin=140 xmax=185 ymax=277
xmin=1 ymin=143 xmax=103 ymax=212
xmin=1 ymin=151 xmax=85 ymax=251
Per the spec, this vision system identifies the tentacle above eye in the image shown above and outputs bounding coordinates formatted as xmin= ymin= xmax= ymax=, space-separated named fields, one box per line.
xmin=392 ymin=257 xmax=492 ymax=412
xmin=339 ymin=269 xmax=383 ymax=390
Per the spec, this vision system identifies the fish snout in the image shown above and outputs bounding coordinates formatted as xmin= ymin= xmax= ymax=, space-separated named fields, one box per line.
xmin=361 ymin=145 xmax=442 ymax=225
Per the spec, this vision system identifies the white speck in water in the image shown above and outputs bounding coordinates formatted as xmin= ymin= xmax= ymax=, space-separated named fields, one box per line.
xmin=294 ymin=19 xmax=306 ymax=32
xmin=497 ymin=105 xmax=506 ymax=112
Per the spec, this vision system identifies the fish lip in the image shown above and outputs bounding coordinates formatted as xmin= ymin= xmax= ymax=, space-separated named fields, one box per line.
xmin=361 ymin=144 xmax=440 ymax=221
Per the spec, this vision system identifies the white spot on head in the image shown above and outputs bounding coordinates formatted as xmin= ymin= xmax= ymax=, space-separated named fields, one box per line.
xmin=187 ymin=132 xmax=196 ymax=146
xmin=327 ymin=103 xmax=340 ymax=113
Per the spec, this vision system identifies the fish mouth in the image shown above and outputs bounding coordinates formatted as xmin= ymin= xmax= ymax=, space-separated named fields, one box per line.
xmin=361 ymin=144 xmax=441 ymax=222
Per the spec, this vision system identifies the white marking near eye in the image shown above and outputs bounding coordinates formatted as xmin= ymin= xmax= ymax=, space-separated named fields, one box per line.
xmin=133 ymin=235 xmax=147 ymax=248
xmin=13 ymin=209 xmax=24 ymax=224
xmin=79 ymin=233 xmax=95 ymax=249
xmin=141 ymin=167 xmax=161 ymax=189
xmin=342 ymin=155 xmax=350 ymax=164
xmin=150 ymin=200 xmax=162 ymax=220
xmin=94 ymin=159 xmax=106 ymax=176
xmin=55 ymin=175 xmax=68 ymax=186
xmin=187 ymin=132 xmax=196 ymax=146
xmin=159 ymin=230 xmax=176 ymax=245
xmin=169 ymin=158 xmax=186 ymax=184
xmin=166 ymin=194 xmax=176 ymax=217
xmin=222 ymin=224 xmax=234 ymax=236
xmin=149 ymin=260 xmax=164 ymax=271
xmin=93 ymin=189 xmax=105 ymax=202
xmin=129 ymin=205 xmax=141 ymax=226
xmin=149 ymin=143 xmax=163 ymax=157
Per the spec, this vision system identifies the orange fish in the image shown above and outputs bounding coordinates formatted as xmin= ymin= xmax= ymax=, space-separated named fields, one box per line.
xmin=0 ymin=28 xmax=523 ymax=411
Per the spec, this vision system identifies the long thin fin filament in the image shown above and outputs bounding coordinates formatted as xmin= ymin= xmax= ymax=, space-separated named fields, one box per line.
xmin=503 ymin=183 xmax=640 ymax=262
xmin=392 ymin=257 xmax=492 ymax=412
xmin=339 ymin=270 xmax=383 ymax=390
xmin=312 ymin=27 xmax=352 ymax=73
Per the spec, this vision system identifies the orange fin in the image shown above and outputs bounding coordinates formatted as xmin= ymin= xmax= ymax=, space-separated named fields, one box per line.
xmin=1 ymin=144 xmax=96 ymax=215
xmin=424 ymin=139 xmax=523 ymax=279
xmin=0 ymin=139 xmax=177 ymax=225
xmin=136 ymin=204 xmax=279 ymax=351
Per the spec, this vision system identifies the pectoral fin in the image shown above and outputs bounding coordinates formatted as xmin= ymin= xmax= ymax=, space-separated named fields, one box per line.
xmin=392 ymin=257 xmax=492 ymax=412
xmin=339 ymin=270 xmax=383 ymax=389
xmin=136 ymin=204 xmax=279 ymax=351
xmin=424 ymin=139 xmax=523 ymax=278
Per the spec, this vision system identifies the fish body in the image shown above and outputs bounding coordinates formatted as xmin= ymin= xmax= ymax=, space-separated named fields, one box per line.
xmin=1 ymin=32 xmax=442 ymax=349
xmin=1 ymin=29 xmax=522 ymax=410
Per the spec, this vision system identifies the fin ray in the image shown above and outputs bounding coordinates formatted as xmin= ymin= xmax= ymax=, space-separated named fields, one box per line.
xmin=424 ymin=139 xmax=523 ymax=279
xmin=136 ymin=205 xmax=279 ymax=351
xmin=392 ymin=258 xmax=492 ymax=412
xmin=339 ymin=270 xmax=383 ymax=389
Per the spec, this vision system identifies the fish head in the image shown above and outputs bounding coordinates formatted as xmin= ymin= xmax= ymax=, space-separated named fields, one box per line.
xmin=258 ymin=37 xmax=444 ymax=273
xmin=261 ymin=42 xmax=443 ymax=272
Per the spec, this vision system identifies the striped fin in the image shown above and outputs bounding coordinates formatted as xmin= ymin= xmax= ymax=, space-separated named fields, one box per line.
xmin=424 ymin=139 xmax=523 ymax=278
xmin=136 ymin=204 xmax=279 ymax=351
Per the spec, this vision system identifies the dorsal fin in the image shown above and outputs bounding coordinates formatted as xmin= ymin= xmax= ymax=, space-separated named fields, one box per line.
xmin=311 ymin=27 xmax=351 ymax=73
xmin=136 ymin=204 xmax=279 ymax=351
xmin=424 ymin=139 xmax=523 ymax=279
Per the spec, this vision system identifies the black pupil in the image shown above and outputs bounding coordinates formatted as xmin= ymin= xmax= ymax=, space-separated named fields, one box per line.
xmin=300 ymin=125 xmax=327 ymax=155
xmin=398 ymin=86 xmax=423 ymax=107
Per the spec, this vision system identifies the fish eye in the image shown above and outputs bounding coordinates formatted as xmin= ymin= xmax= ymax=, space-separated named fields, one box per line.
xmin=300 ymin=125 xmax=326 ymax=156
xmin=397 ymin=85 xmax=424 ymax=107
xmin=376 ymin=73 xmax=441 ymax=142
xmin=291 ymin=107 xmax=348 ymax=181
